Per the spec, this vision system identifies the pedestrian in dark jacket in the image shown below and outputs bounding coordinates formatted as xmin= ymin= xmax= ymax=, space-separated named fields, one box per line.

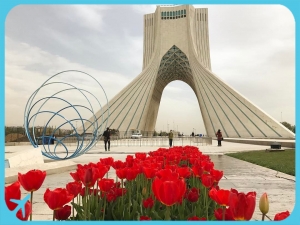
xmin=103 ymin=127 xmax=111 ymax=151
xmin=216 ymin=129 xmax=223 ymax=146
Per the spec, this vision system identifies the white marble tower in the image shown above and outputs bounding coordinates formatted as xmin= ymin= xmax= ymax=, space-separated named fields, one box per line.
xmin=86 ymin=5 xmax=294 ymax=138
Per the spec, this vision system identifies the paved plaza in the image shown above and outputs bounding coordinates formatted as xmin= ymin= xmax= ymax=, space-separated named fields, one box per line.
xmin=5 ymin=139 xmax=295 ymax=221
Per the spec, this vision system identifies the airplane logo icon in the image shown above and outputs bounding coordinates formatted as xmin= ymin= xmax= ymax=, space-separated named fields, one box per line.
xmin=10 ymin=194 xmax=31 ymax=218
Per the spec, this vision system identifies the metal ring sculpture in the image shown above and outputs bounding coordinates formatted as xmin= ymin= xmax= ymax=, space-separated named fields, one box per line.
xmin=24 ymin=70 xmax=109 ymax=160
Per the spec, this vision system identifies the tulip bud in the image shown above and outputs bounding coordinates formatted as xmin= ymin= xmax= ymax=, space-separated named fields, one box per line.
xmin=259 ymin=193 xmax=269 ymax=215
xmin=142 ymin=187 xmax=147 ymax=196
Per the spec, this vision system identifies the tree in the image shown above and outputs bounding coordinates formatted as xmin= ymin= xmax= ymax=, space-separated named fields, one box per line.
xmin=281 ymin=121 xmax=295 ymax=133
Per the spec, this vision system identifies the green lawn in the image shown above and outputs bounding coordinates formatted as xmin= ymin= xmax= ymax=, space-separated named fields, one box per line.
xmin=226 ymin=149 xmax=295 ymax=176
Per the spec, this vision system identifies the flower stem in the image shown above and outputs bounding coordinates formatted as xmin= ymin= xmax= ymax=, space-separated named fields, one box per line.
xmin=53 ymin=210 xmax=55 ymax=221
xmin=121 ymin=179 xmax=124 ymax=207
xmin=165 ymin=206 xmax=171 ymax=220
xmin=103 ymin=196 xmax=107 ymax=220
xmin=222 ymin=205 xmax=225 ymax=221
xmin=30 ymin=191 xmax=33 ymax=221
xmin=84 ymin=187 xmax=88 ymax=220
xmin=72 ymin=199 xmax=75 ymax=220
xmin=265 ymin=214 xmax=273 ymax=221
xmin=262 ymin=214 xmax=265 ymax=221
xmin=205 ymin=188 xmax=208 ymax=219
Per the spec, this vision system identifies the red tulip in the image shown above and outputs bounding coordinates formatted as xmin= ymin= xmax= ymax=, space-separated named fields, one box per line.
xmin=66 ymin=181 xmax=82 ymax=198
xmin=152 ymin=171 xmax=186 ymax=206
xmin=116 ymin=168 xmax=128 ymax=179
xmin=126 ymin=155 xmax=134 ymax=167
xmin=77 ymin=167 xmax=96 ymax=187
xmin=214 ymin=208 xmax=235 ymax=220
xmin=201 ymin=174 xmax=214 ymax=188
xmin=135 ymin=153 xmax=147 ymax=160
xmin=186 ymin=188 xmax=199 ymax=202
xmin=16 ymin=200 xmax=31 ymax=221
xmin=209 ymin=188 xmax=230 ymax=206
xmin=140 ymin=216 xmax=151 ymax=220
xmin=100 ymin=157 xmax=114 ymax=166
xmin=155 ymin=169 xmax=175 ymax=179
xmin=98 ymin=178 xmax=115 ymax=192
xmin=84 ymin=168 xmax=93 ymax=185
xmin=96 ymin=162 xmax=110 ymax=179
xmin=210 ymin=168 xmax=223 ymax=182
xmin=274 ymin=211 xmax=290 ymax=221
xmin=5 ymin=181 xmax=21 ymax=210
xmin=112 ymin=160 xmax=126 ymax=169
xmin=105 ymin=191 xmax=117 ymax=202
xmin=115 ymin=188 xmax=127 ymax=197
xmin=143 ymin=197 xmax=154 ymax=208
xmin=143 ymin=167 xmax=158 ymax=179
xmin=18 ymin=169 xmax=46 ymax=192
xmin=201 ymin=161 xmax=214 ymax=172
xmin=70 ymin=171 xmax=80 ymax=181
xmin=164 ymin=164 xmax=177 ymax=171
xmin=192 ymin=164 xmax=204 ymax=177
xmin=187 ymin=216 xmax=206 ymax=220
xmin=228 ymin=191 xmax=256 ymax=220
xmin=126 ymin=167 xmax=139 ymax=181
xmin=44 ymin=188 xmax=74 ymax=210
xmin=176 ymin=167 xmax=191 ymax=178
xmin=54 ymin=205 xmax=71 ymax=220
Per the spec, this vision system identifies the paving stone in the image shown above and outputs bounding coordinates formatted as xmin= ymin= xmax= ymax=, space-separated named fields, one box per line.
xmin=5 ymin=140 xmax=295 ymax=221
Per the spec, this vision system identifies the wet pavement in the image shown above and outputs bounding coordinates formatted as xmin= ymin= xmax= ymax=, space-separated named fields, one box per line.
xmin=6 ymin=139 xmax=295 ymax=221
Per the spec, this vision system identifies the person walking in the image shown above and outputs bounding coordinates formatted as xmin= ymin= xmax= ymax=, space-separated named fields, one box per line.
xmin=216 ymin=129 xmax=223 ymax=146
xmin=168 ymin=130 xmax=174 ymax=147
xmin=103 ymin=127 xmax=111 ymax=151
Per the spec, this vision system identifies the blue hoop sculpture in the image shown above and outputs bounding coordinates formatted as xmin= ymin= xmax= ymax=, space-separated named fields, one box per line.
xmin=24 ymin=70 xmax=109 ymax=160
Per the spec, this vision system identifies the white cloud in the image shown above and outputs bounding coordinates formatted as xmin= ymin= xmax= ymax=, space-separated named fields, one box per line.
xmin=4 ymin=5 xmax=295 ymax=135
xmin=5 ymin=36 xmax=131 ymax=126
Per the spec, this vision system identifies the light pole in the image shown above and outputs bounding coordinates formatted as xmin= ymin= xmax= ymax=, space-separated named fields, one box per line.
xmin=167 ymin=124 xmax=169 ymax=131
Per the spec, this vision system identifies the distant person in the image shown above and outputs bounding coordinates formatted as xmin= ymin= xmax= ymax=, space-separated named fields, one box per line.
xmin=168 ymin=130 xmax=174 ymax=147
xmin=192 ymin=132 xmax=194 ymax=137
xmin=51 ymin=135 xmax=56 ymax=145
xmin=103 ymin=127 xmax=111 ymax=151
xmin=216 ymin=129 xmax=223 ymax=146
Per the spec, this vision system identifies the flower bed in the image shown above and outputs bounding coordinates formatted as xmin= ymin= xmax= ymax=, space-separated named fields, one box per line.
xmin=5 ymin=146 xmax=290 ymax=221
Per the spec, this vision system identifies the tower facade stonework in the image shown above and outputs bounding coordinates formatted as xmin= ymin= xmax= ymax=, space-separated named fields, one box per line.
xmin=87 ymin=5 xmax=294 ymax=138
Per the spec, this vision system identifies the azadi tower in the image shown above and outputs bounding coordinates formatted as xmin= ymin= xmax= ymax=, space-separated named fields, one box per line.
xmin=86 ymin=5 xmax=294 ymax=138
